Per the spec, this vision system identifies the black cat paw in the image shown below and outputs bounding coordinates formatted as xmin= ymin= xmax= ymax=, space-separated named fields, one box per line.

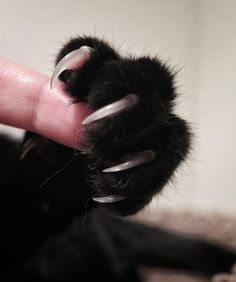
xmin=52 ymin=36 xmax=192 ymax=215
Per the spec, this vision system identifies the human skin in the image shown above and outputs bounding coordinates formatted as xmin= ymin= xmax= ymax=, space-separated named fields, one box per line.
xmin=0 ymin=58 xmax=91 ymax=148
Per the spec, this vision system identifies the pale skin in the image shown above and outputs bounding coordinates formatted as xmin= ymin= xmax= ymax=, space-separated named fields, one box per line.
xmin=0 ymin=58 xmax=91 ymax=148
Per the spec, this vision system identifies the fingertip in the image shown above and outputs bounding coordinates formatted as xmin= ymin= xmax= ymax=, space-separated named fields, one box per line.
xmin=34 ymin=80 xmax=92 ymax=148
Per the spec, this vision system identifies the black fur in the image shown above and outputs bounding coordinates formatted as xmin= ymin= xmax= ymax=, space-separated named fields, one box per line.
xmin=0 ymin=36 xmax=235 ymax=281
xmin=56 ymin=36 xmax=191 ymax=216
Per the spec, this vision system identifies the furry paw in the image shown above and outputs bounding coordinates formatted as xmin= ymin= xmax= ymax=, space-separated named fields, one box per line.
xmin=53 ymin=36 xmax=191 ymax=215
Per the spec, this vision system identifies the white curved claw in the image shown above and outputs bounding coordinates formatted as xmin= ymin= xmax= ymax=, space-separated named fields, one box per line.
xmin=92 ymin=195 xmax=125 ymax=203
xmin=82 ymin=94 xmax=138 ymax=125
xmin=103 ymin=150 xmax=156 ymax=173
xmin=50 ymin=46 xmax=93 ymax=89
xmin=20 ymin=136 xmax=41 ymax=160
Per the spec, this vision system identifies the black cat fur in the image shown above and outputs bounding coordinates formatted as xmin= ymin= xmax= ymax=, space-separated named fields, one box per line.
xmin=0 ymin=36 xmax=235 ymax=281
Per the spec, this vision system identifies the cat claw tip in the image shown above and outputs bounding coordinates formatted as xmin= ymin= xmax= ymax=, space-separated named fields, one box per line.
xmin=92 ymin=195 xmax=125 ymax=204
xmin=82 ymin=94 xmax=138 ymax=125
xmin=50 ymin=46 xmax=93 ymax=90
xmin=103 ymin=150 xmax=156 ymax=172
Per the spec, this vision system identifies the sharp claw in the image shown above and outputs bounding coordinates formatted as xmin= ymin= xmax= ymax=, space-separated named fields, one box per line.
xmin=103 ymin=150 xmax=156 ymax=172
xmin=92 ymin=195 xmax=125 ymax=203
xmin=82 ymin=94 xmax=138 ymax=125
xmin=20 ymin=136 xmax=41 ymax=160
xmin=50 ymin=46 xmax=93 ymax=89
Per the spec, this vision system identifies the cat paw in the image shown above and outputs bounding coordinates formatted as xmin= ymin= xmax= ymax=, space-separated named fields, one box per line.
xmin=52 ymin=36 xmax=191 ymax=215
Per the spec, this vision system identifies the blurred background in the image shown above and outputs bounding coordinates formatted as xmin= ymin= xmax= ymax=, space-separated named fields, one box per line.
xmin=0 ymin=0 xmax=235 ymax=215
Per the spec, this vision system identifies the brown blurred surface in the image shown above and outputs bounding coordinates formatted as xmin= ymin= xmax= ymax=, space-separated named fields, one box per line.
xmin=134 ymin=208 xmax=236 ymax=282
